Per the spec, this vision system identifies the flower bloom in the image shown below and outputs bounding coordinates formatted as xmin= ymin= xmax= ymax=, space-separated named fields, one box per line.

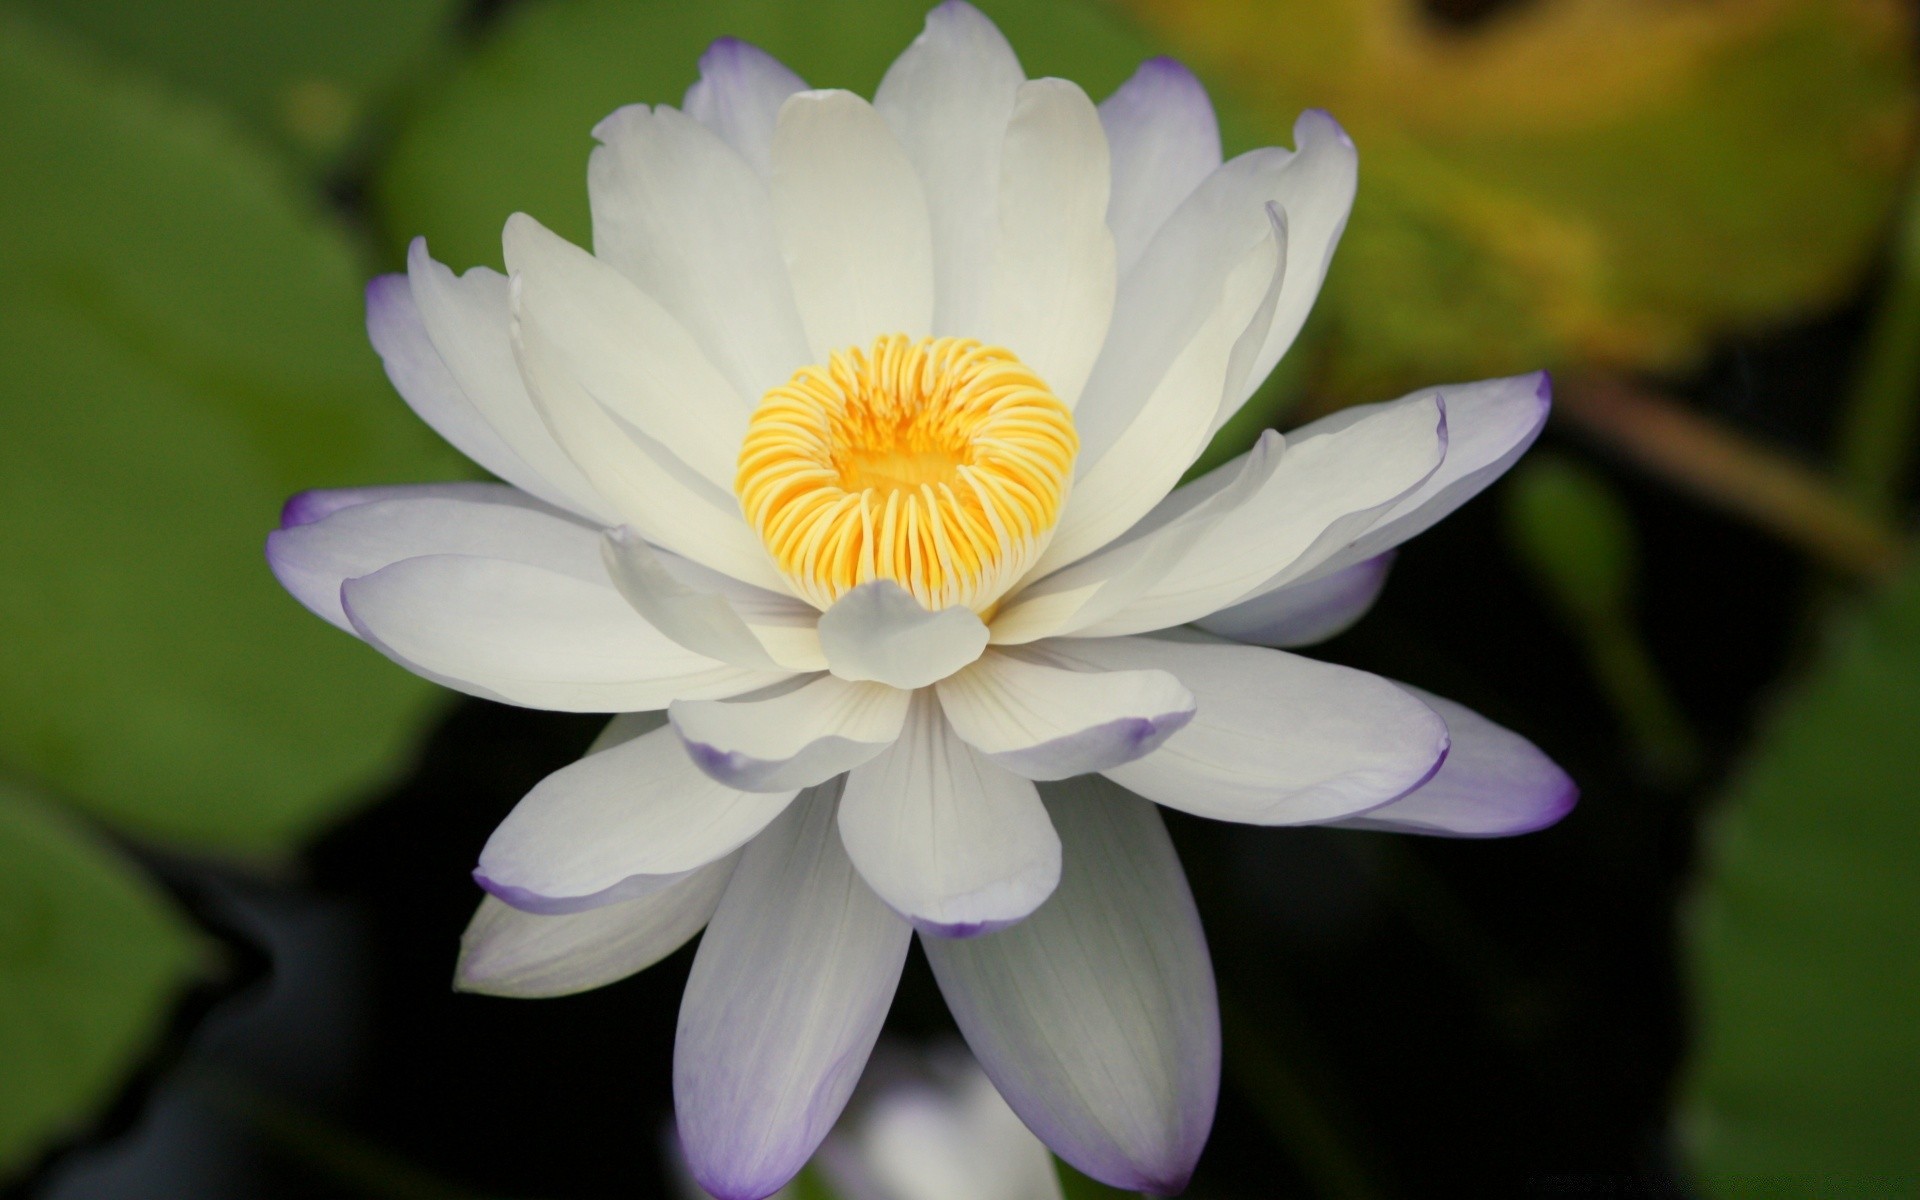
xmin=267 ymin=5 xmax=1574 ymax=1197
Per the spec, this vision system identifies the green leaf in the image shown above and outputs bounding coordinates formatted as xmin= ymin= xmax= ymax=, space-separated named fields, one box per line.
xmin=374 ymin=0 xmax=1159 ymax=271
xmin=0 ymin=11 xmax=461 ymax=853
xmin=1505 ymin=454 xmax=1637 ymax=622
xmin=1056 ymin=1158 xmax=1145 ymax=1199
xmin=0 ymin=781 xmax=204 ymax=1182
xmin=11 ymin=0 xmax=462 ymax=165
xmin=1678 ymin=562 xmax=1920 ymax=1191
xmin=1123 ymin=0 xmax=1919 ymax=400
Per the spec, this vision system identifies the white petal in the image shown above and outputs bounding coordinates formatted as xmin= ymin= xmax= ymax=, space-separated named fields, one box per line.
xmin=839 ymin=693 xmax=1060 ymax=936
xmin=984 ymin=78 xmax=1114 ymax=408
xmin=1074 ymin=111 xmax=1356 ymax=468
xmin=1031 ymin=207 xmax=1283 ymax=575
xmin=923 ymin=775 xmax=1217 ymax=1194
xmin=341 ymin=554 xmax=787 ymax=712
xmin=817 ymin=582 xmax=989 ymax=690
xmin=268 ymin=486 xmax=600 ymax=632
xmin=1050 ymin=635 xmax=1451 ymax=825
xmin=400 ymin=242 xmax=613 ymax=520
xmin=1290 ymin=372 xmax=1553 ymax=580
xmin=504 ymin=220 xmax=789 ymax=594
xmin=276 ymin=480 xmax=512 ymax=528
xmin=1195 ymin=551 xmax=1395 ymax=648
xmin=1100 ymin=57 xmax=1222 ymax=274
xmin=670 ymin=674 xmax=910 ymax=792
xmin=601 ymin=527 xmax=823 ymax=672
xmin=504 ymin=210 xmax=745 ymax=489
xmin=590 ymin=102 xmax=813 ymax=402
xmin=1334 ymin=686 xmax=1577 ymax=838
xmin=676 ymin=781 xmax=911 ymax=1200
xmin=1061 ymin=395 xmax=1447 ymax=638
xmin=682 ymin=37 xmax=808 ymax=179
xmin=873 ymin=0 xmax=1025 ymax=336
xmin=771 ymin=90 xmax=934 ymax=358
xmin=935 ymin=650 xmax=1193 ymax=780
xmin=455 ymin=853 xmax=737 ymax=998
xmin=475 ymin=720 xmax=797 ymax=913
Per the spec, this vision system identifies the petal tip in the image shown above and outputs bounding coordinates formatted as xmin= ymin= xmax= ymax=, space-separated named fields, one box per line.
xmin=1296 ymin=106 xmax=1354 ymax=150
xmin=1533 ymin=368 xmax=1554 ymax=406
xmin=277 ymin=490 xmax=328 ymax=529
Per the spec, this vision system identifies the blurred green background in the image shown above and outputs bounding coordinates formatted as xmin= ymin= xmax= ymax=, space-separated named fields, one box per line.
xmin=2 ymin=0 xmax=1917 ymax=1196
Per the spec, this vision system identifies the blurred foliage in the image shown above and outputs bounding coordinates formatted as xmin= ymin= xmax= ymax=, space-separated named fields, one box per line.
xmin=11 ymin=0 xmax=462 ymax=166
xmin=1679 ymin=562 xmax=1920 ymax=1192
xmin=1506 ymin=454 xmax=1700 ymax=785
xmin=0 ymin=9 xmax=460 ymax=853
xmin=0 ymin=781 xmax=204 ymax=1180
xmin=1122 ymin=0 xmax=1919 ymax=400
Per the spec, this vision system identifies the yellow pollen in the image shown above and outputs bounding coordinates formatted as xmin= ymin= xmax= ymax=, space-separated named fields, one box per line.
xmin=736 ymin=334 xmax=1078 ymax=612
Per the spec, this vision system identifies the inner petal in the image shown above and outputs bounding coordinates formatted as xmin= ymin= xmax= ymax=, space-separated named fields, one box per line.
xmin=736 ymin=334 xmax=1077 ymax=612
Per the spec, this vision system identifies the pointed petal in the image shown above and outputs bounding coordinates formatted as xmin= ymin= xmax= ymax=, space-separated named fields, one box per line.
xmin=771 ymin=90 xmax=934 ymax=358
xmin=670 ymin=674 xmax=910 ymax=792
xmin=1050 ymin=635 xmax=1450 ymax=825
xmin=817 ymin=582 xmax=989 ymax=690
xmin=682 ymin=37 xmax=808 ymax=179
xmin=935 ymin=650 xmax=1193 ymax=780
xmin=590 ymin=102 xmax=813 ymax=401
xmin=455 ymin=853 xmax=738 ymax=997
xmin=676 ymin=782 xmax=911 ymax=1200
xmin=268 ymin=486 xmax=599 ymax=631
xmin=476 ymin=721 xmax=797 ymax=913
xmin=873 ymin=0 xmax=1024 ymax=336
xmin=1335 ymin=686 xmax=1577 ymax=837
xmin=1100 ymin=58 xmax=1221 ymax=274
xmin=341 ymin=554 xmax=786 ymax=712
xmin=601 ymin=527 xmax=824 ymax=671
xmin=839 ymin=693 xmax=1059 ymax=937
xmin=399 ymin=242 xmax=613 ymax=520
xmin=923 ymin=775 xmax=1217 ymax=1195
xmin=984 ymin=78 xmax=1113 ymax=407
xmin=1195 ymin=551 xmax=1395 ymax=648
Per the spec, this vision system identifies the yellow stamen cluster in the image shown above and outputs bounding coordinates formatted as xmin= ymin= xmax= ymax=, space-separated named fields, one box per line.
xmin=737 ymin=335 xmax=1078 ymax=612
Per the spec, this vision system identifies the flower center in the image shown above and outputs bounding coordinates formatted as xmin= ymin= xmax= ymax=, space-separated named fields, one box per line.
xmin=736 ymin=334 xmax=1077 ymax=612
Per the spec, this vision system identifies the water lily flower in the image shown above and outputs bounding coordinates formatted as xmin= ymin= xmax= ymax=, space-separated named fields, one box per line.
xmin=673 ymin=1045 xmax=1066 ymax=1200
xmin=267 ymin=4 xmax=1575 ymax=1197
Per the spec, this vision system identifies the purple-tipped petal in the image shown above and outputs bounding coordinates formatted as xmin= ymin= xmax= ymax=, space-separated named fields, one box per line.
xmin=676 ymin=781 xmax=911 ymax=1200
xmin=1196 ymin=551 xmax=1396 ymax=648
xmin=935 ymin=651 xmax=1195 ymax=780
xmin=924 ymin=775 xmax=1218 ymax=1195
xmin=1099 ymin=56 xmax=1222 ymax=273
xmin=681 ymin=37 xmax=807 ymax=179
xmin=668 ymin=674 xmax=910 ymax=793
xmin=1334 ymin=685 xmax=1577 ymax=838
xmin=476 ymin=718 xmax=797 ymax=913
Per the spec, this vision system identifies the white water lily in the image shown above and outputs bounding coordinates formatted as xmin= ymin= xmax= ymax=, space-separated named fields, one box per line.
xmin=267 ymin=5 xmax=1574 ymax=1197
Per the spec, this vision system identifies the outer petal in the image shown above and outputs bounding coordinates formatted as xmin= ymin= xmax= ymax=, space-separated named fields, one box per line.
xmin=277 ymin=480 xmax=508 ymax=529
xmin=676 ymin=781 xmax=912 ymax=1200
xmin=984 ymin=78 xmax=1114 ymax=408
xmin=1074 ymin=110 xmax=1356 ymax=468
xmin=873 ymin=0 xmax=1025 ymax=336
xmin=475 ymin=720 xmax=798 ymax=914
xmin=601 ymin=527 xmax=823 ymax=672
xmin=682 ymin=37 xmax=808 ymax=179
xmin=1334 ymin=686 xmax=1577 ymax=837
xmin=817 ymin=582 xmax=989 ymax=690
xmin=839 ymin=693 xmax=1060 ymax=937
xmin=506 ymin=209 xmax=746 ymax=488
xmin=1099 ymin=57 xmax=1222 ymax=274
xmin=1286 ymin=372 xmax=1553 ymax=581
xmin=398 ymin=242 xmax=613 ymax=521
xmin=341 ymin=554 xmax=787 ymax=712
xmin=590 ymin=102 xmax=813 ymax=401
xmin=1056 ymin=395 xmax=1446 ymax=638
xmin=1195 ymin=551 xmax=1395 ymax=648
xmin=1050 ymin=635 xmax=1451 ymax=825
xmin=670 ymin=674 xmax=911 ymax=792
xmin=268 ymin=486 xmax=600 ymax=632
xmin=923 ymin=775 xmax=1218 ymax=1195
xmin=771 ymin=90 xmax=934 ymax=359
xmin=455 ymin=853 xmax=738 ymax=998
xmin=935 ymin=650 xmax=1193 ymax=780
